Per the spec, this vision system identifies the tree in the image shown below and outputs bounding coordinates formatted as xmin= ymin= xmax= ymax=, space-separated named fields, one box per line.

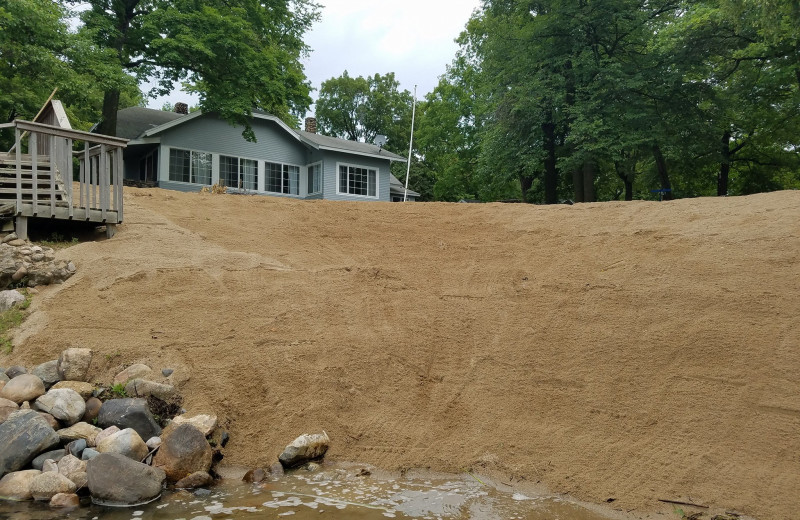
xmin=315 ymin=71 xmax=413 ymax=151
xmin=72 ymin=0 xmax=320 ymax=139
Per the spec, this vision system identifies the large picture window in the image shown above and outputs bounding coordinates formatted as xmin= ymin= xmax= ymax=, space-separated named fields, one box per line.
xmin=220 ymin=155 xmax=258 ymax=191
xmin=169 ymin=148 xmax=211 ymax=185
xmin=266 ymin=162 xmax=299 ymax=195
xmin=307 ymin=163 xmax=321 ymax=195
xmin=338 ymin=164 xmax=377 ymax=197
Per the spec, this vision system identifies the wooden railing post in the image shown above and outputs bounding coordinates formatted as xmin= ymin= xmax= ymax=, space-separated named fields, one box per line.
xmin=15 ymin=128 xmax=22 ymax=210
xmin=67 ymin=138 xmax=74 ymax=218
xmin=49 ymin=135 xmax=56 ymax=215
xmin=99 ymin=144 xmax=107 ymax=221
xmin=115 ymin=146 xmax=123 ymax=221
xmin=31 ymin=132 xmax=38 ymax=211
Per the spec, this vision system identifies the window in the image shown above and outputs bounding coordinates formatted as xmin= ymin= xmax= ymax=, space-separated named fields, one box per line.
xmin=220 ymin=155 xmax=258 ymax=191
xmin=169 ymin=148 xmax=211 ymax=185
xmin=266 ymin=162 xmax=299 ymax=195
xmin=307 ymin=163 xmax=321 ymax=195
xmin=338 ymin=164 xmax=377 ymax=197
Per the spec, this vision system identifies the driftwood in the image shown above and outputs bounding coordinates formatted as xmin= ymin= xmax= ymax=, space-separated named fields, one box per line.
xmin=658 ymin=498 xmax=709 ymax=509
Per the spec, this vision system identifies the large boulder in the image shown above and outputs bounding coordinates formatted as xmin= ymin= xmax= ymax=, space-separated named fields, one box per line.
xmin=124 ymin=379 xmax=176 ymax=401
xmin=33 ymin=388 xmax=85 ymax=425
xmin=29 ymin=472 xmax=76 ymax=501
xmin=96 ymin=428 xmax=149 ymax=461
xmin=87 ymin=453 xmax=165 ymax=506
xmin=278 ymin=432 xmax=330 ymax=468
xmin=57 ymin=348 xmax=92 ymax=382
xmin=0 ymin=470 xmax=41 ymax=500
xmin=57 ymin=422 xmax=101 ymax=446
xmin=51 ymin=381 xmax=94 ymax=400
xmin=152 ymin=423 xmax=212 ymax=481
xmin=31 ymin=360 xmax=60 ymax=389
xmin=113 ymin=364 xmax=153 ymax=385
xmin=0 ymin=374 xmax=45 ymax=404
xmin=0 ymin=410 xmax=60 ymax=477
xmin=98 ymin=398 xmax=161 ymax=440
xmin=0 ymin=289 xmax=25 ymax=312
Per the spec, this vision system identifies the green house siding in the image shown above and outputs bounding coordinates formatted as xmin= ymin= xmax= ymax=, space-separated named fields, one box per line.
xmin=321 ymin=151 xmax=391 ymax=202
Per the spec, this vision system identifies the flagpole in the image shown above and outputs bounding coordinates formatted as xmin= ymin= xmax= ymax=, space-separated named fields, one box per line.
xmin=404 ymin=85 xmax=417 ymax=202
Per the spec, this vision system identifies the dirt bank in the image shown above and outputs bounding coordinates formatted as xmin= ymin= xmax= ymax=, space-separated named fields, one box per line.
xmin=4 ymin=188 xmax=799 ymax=519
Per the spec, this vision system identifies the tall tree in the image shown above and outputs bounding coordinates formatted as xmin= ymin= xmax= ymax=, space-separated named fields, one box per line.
xmin=72 ymin=0 xmax=320 ymax=139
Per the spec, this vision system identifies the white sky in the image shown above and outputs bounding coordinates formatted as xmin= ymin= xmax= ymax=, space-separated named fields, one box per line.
xmin=148 ymin=0 xmax=482 ymax=113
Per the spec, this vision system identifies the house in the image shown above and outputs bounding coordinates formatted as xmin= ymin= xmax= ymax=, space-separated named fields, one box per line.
xmin=114 ymin=106 xmax=420 ymax=202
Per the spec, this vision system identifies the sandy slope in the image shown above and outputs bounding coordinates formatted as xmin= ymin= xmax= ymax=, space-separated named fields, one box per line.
xmin=4 ymin=188 xmax=800 ymax=519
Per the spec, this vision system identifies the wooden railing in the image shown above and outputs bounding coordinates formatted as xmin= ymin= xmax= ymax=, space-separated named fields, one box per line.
xmin=0 ymin=120 xmax=128 ymax=223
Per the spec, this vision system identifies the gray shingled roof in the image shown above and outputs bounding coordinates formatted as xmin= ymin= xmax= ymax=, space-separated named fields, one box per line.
xmin=296 ymin=130 xmax=405 ymax=161
xmin=389 ymin=174 xmax=421 ymax=197
xmin=115 ymin=107 xmax=186 ymax=140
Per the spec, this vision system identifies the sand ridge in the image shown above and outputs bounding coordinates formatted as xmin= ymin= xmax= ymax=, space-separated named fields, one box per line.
xmin=4 ymin=188 xmax=800 ymax=519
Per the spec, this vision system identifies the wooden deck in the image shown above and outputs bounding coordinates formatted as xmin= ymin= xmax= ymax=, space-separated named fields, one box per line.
xmin=0 ymin=119 xmax=127 ymax=238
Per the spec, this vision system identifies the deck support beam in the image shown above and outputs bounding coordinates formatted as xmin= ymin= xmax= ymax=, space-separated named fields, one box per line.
xmin=15 ymin=216 xmax=28 ymax=240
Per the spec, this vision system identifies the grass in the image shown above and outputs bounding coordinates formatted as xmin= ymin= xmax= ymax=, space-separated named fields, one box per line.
xmin=0 ymin=290 xmax=32 ymax=354
xmin=36 ymin=232 xmax=79 ymax=250
xmin=109 ymin=383 xmax=128 ymax=398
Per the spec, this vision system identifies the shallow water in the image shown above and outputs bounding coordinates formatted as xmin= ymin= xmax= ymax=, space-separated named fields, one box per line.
xmin=0 ymin=465 xmax=614 ymax=520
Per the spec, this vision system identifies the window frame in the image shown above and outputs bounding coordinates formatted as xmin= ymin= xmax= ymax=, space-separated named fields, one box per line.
xmin=220 ymin=154 xmax=258 ymax=191
xmin=265 ymin=161 xmax=301 ymax=196
xmin=307 ymin=162 xmax=322 ymax=195
xmin=336 ymin=162 xmax=379 ymax=199
xmin=167 ymin=147 xmax=212 ymax=186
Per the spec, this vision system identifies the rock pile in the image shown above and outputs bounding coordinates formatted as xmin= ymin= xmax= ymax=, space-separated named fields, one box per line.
xmin=0 ymin=350 xmax=225 ymax=509
xmin=0 ymin=234 xmax=76 ymax=289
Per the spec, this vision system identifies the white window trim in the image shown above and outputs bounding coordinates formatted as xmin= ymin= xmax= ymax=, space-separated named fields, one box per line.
xmin=264 ymin=160 xmax=303 ymax=196
xmin=336 ymin=162 xmax=379 ymax=199
xmin=167 ymin=147 xmax=213 ymax=186
xmin=219 ymin=154 xmax=259 ymax=192
xmin=307 ymin=162 xmax=323 ymax=196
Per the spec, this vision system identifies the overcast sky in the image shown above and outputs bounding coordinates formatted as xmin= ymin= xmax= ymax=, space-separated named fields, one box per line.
xmin=148 ymin=0 xmax=481 ymax=112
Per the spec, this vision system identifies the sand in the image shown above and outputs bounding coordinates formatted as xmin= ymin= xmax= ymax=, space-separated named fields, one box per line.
xmin=3 ymin=188 xmax=799 ymax=519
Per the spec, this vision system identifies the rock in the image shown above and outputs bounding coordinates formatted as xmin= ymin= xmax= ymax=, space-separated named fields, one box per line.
xmin=305 ymin=462 xmax=320 ymax=472
xmin=113 ymin=364 xmax=153 ymax=385
xmin=175 ymin=471 xmax=212 ymax=489
xmin=0 ymin=372 xmax=7 ymax=383
xmin=171 ymin=414 xmax=217 ymax=437
xmin=36 ymin=412 xmax=60 ymax=430
xmin=270 ymin=462 xmax=285 ymax=478
xmin=81 ymin=397 xmax=102 ymax=423
xmin=96 ymin=428 xmax=149 ymax=461
xmin=51 ymin=381 xmax=93 ymax=400
xmin=0 ymin=470 xmax=41 ymax=500
xmin=94 ymin=425 xmax=119 ymax=446
xmin=242 ymin=468 xmax=267 ymax=483
xmin=11 ymin=267 xmax=26 ymax=282
xmin=0 ymin=290 xmax=25 ymax=312
xmin=161 ymin=368 xmax=174 ymax=377
xmin=57 ymin=422 xmax=101 ymax=446
xmin=0 ymin=381 xmax=4 ymax=393
xmin=57 ymin=455 xmax=86 ymax=476
xmin=0 ymin=374 xmax=45 ymax=404
xmin=32 ymin=450 xmax=66 ymax=471
xmin=278 ymin=432 xmax=330 ymax=469
xmin=152 ymin=423 xmax=213 ymax=481
xmin=34 ymin=388 xmax=85 ymax=425
xmin=67 ymin=439 xmax=87 ymax=457
xmin=7 ymin=239 xmax=24 ymax=247
xmin=2 ymin=233 xmax=17 ymax=243
xmin=81 ymin=449 xmax=99 ymax=461
xmin=49 ymin=492 xmax=80 ymax=508
xmin=124 ymin=379 xmax=176 ymax=401
xmin=42 ymin=460 xmax=58 ymax=473
xmin=87 ymin=453 xmax=165 ymax=506
xmin=31 ymin=360 xmax=60 ymax=389
xmin=29 ymin=472 xmax=76 ymax=501
xmin=56 ymin=348 xmax=92 ymax=382
xmin=0 ymin=410 xmax=60 ymax=477
xmin=146 ymin=436 xmax=161 ymax=450
xmin=98 ymin=398 xmax=161 ymax=440
xmin=4 ymin=365 xmax=27 ymax=379
xmin=0 ymin=397 xmax=18 ymax=423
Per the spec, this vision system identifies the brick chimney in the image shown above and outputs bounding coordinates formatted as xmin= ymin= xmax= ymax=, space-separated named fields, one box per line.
xmin=305 ymin=116 xmax=317 ymax=134
xmin=174 ymin=102 xmax=189 ymax=115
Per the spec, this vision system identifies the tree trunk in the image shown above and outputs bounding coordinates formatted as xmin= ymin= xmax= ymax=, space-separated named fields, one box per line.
xmin=582 ymin=160 xmax=596 ymax=202
xmin=718 ymin=130 xmax=731 ymax=196
xmin=519 ymin=173 xmax=534 ymax=203
xmin=652 ymin=144 xmax=673 ymax=200
xmin=97 ymin=89 xmax=121 ymax=137
xmin=572 ymin=168 xmax=585 ymax=203
xmin=615 ymin=161 xmax=634 ymax=201
xmin=542 ymin=119 xmax=558 ymax=204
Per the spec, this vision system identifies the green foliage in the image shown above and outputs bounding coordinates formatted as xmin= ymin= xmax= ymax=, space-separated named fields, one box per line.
xmin=110 ymin=383 xmax=128 ymax=398
xmin=37 ymin=232 xmax=79 ymax=250
xmin=0 ymin=291 xmax=32 ymax=354
xmin=73 ymin=0 xmax=320 ymax=138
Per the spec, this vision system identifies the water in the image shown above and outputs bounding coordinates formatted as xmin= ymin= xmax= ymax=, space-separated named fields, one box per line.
xmin=0 ymin=464 xmax=615 ymax=520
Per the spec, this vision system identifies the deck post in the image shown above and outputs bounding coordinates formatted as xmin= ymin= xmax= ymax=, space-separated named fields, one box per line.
xmin=15 ymin=129 xmax=22 ymax=210
xmin=99 ymin=144 xmax=108 ymax=221
xmin=31 ymin=133 xmax=38 ymax=211
xmin=15 ymin=216 xmax=28 ymax=240
xmin=67 ymin=138 xmax=74 ymax=217
xmin=50 ymin=135 xmax=56 ymax=215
